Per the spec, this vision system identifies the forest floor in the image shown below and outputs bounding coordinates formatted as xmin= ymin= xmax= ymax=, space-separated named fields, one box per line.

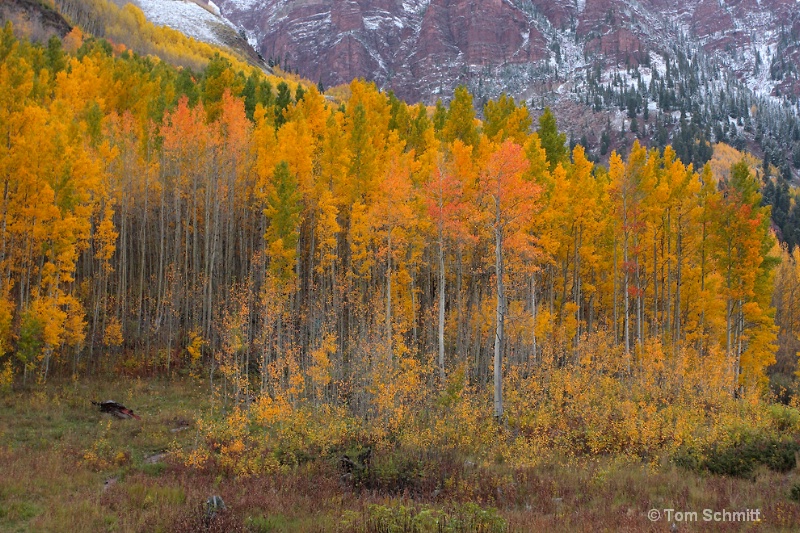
xmin=1 ymin=377 xmax=800 ymax=532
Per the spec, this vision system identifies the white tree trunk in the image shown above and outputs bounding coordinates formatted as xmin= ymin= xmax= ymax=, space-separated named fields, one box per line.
xmin=438 ymin=234 xmax=446 ymax=382
xmin=494 ymin=221 xmax=504 ymax=420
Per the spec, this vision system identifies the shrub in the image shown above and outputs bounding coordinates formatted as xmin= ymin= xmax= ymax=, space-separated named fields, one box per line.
xmin=674 ymin=434 xmax=800 ymax=477
xmin=140 ymin=461 xmax=166 ymax=477
xmin=790 ymin=483 xmax=800 ymax=502
xmin=0 ymin=360 xmax=12 ymax=394
xmin=767 ymin=404 xmax=800 ymax=431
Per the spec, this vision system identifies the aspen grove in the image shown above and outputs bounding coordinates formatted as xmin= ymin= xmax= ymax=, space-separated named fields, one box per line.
xmin=0 ymin=25 xmax=790 ymax=464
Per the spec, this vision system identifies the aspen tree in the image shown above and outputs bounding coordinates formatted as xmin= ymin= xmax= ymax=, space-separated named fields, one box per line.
xmin=478 ymin=140 xmax=539 ymax=419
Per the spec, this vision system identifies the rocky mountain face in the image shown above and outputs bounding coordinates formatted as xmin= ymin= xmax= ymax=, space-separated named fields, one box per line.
xmin=210 ymin=0 xmax=800 ymax=180
xmin=1 ymin=0 xmax=72 ymax=42
xmin=214 ymin=0 xmax=800 ymax=102
xmin=211 ymin=0 xmax=547 ymax=101
xmin=664 ymin=0 xmax=800 ymax=98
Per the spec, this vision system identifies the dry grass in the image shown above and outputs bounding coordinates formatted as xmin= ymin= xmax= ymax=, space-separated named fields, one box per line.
xmin=1 ymin=378 xmax=800 ymax=532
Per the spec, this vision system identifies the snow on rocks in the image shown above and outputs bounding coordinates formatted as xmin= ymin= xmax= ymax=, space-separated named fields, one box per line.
xmin=134 ymin=0 xmax=237 ymax=47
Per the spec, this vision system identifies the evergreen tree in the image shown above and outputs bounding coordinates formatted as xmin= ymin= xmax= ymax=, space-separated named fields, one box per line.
xmin=265 ymin=161 xmax=302 ymax=284
xmin=442 ymin=86 xmax=479 ymax=147
xmin=538 ymin=107 xmax=567 ymax=169
xmin=432 ymin=99 xmax=447 ymax=133
xmin=275 ymin=81 xmax=292 ymax=127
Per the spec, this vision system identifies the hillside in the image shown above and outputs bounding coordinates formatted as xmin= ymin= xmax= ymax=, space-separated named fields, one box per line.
xmin=127 ymin=0 xmax=267 ymax=68
xmin=0 ymin=0 xmax=271 ymax=72
xmin=212 ymin=0 xmax=800 ymax=178
xmin=0 ymin=0 xmax=72 ymax=41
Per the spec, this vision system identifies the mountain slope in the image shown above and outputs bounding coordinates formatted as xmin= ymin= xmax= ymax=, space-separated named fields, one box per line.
xmin=0 ymin=0 xmax=72 ymax=42
xmin=214 ymin=0 xmax=800 ymax=101
xmin=212 ymin=0 xmax=800 ymax=176
xmin=130 ymin=0 xmax=267 ymax=67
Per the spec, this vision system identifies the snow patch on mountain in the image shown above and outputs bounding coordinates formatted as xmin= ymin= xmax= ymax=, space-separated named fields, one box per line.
xmin=401 ymin=0 xmax=430 ymax=15
xmin=226 ymin=0 xmax=272 ymax=12
xmin=134 ymin=0 xmax=236 ymax=46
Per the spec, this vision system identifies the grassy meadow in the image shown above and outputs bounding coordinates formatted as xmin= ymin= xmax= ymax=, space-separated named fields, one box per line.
xmin=1 ymin=377 xmax=800 ymax=532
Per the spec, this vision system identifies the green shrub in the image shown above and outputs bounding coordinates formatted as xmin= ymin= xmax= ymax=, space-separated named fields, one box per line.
xmin=368 ymin=453 xmax=424 ymax=493
xmin=767 ymin=404 xmax=800 ymax=431
xmin=674 ymin=435 xmax=799 ymax=478
xmin=790 ymin=483 xmax=800 ymax=502
xmin=141 ymin=461 xmax=166 ymax=477
xmin=448 ymin=503 xmax=507 ymax=533
xmin=672 ymin=445 xmax=704 ymax=472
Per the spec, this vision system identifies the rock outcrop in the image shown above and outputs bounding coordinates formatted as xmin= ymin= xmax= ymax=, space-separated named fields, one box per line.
xmin=213 ymin=0 xmax=800 ymax=101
